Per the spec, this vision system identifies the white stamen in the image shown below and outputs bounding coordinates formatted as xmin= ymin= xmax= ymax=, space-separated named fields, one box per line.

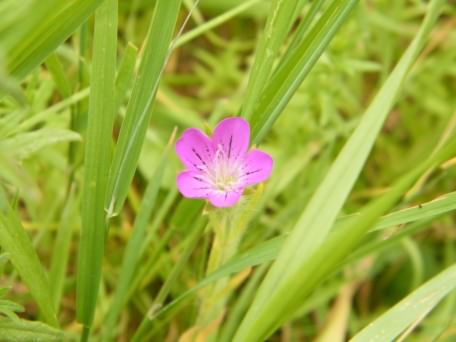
xmin=202 ymin=144 xmax=243 ymax=193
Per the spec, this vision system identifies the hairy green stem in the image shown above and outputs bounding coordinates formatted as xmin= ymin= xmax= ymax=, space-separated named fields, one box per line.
xmin=197 ymin=187 xmax=264 ymax=339
xmin=197 ymin=209 xmax=241 ymax=335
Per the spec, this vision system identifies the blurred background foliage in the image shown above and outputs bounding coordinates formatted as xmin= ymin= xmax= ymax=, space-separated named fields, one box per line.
xmin=0 ymin=0 xmax=455 ymax=340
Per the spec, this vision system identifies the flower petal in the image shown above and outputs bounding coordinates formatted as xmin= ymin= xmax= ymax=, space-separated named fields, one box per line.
xmin=240 ymin=149 xmax=273 ymax=186
xmin=212 ymin=117 xmax=250 ymax=161
xmin=208 ymin=189 xmax=243 ymax=208
xmin=175 ymin=128 xmax=214 ymax=171
xmin=177 ymin=171 xmax=212 ymax=199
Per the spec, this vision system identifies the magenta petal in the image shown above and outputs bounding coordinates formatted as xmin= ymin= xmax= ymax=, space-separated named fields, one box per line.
xmin=212 ymin=117 xmax=250 ymax=160
xmin=208 ymin=190 xmax=243 ymax=208
xmin=175 ymin=128 xmax=214 ymax=171
xmin=241 ymin=149 xmax=273 ymax=186
xmin=176 ymin=171 xmax=212 ymax=199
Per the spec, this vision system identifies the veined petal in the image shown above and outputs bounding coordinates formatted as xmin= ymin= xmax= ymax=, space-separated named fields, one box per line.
xmin=240 ymin=149 xmax=273 ymax=186
xmin=208 ymin=189 xmax=243 ymax=208
xmin=175 ymin=128 xmax=214 ymax=171
xmin=212 ymin=117 xmax=250 ymax=161
xmin=177 ymin=171 xmax=212 ymax=199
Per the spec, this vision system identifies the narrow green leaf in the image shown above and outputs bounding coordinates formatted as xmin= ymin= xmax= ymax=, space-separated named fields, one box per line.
xmin=241 ymin=0 xmax=301 ymax=120
xmin=45 ymin=53 xmax=72 ymax=99
xmin=0 ymin=128 xmax=81 ymax=160
xmin=0 ymin=198 xmax=57 ymax=326
xmin=234 ymin=0 xmax=444 ymax=340
xmin=249 ymin=0 xmax=359 ymax=143
xmin=373 ymin=191 xmax=456 ymax=230
xmin=0 ymin=319 xmax=63 ymax=342
xmin=0 ymin=68 xmax=26 ymax=105
xmin=132 ymin=217 xmax=207 ymax=342
xmin=76 ymin=0 xmax=118 ymax=332
xmin=115 ymin=42 xmax=138 ymax=115
xmin=0 ymin=150 xmax=38 ymax=201
xmin=49 ymin=186 xmax=78 ymax=313
xmin=285 ymin=0 xmax=325 ymax=55
xmin=0 ymin=299 xmax=24 ymax=321
xmin=13 ymin=88 xmax=89 ymax=135
xmin=102 ymin=131 xmax=175 ymax=341
xmin=4 ymin=0 xmax=103 ymax=79
xmin=175 ymin=0 xmax=263 ymax=48
xmin=350 ymin=263 xmax=456 ymax=342
xmin=105 ymin=0 xmax=182 ymax=218
xmin=0 ymin=287 xmax=24 ymax=320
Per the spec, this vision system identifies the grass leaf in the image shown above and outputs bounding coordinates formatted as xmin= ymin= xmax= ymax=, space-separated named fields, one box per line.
xmin=49 ymin=186 xmax=78 ymax=313
xmin=0 ymin=319 xmax=63 ymax=342
xmin=75 ymin=0 xmax=118 ymax=334
xmin=4 ymin=0 xmax=103 ymax=79
xmin=0 ymin=128 xmax=81 ymax=160
xmin=350 ymin=263 xmax=456 ymax=342
xmin=102 ymin=130 xmax=175 ymax=341
xmin=115 ymin=42 xmax=138 ymax=116
xmin=241 ymin=0 xmax=301 ymax=119
xmin=105 ymin=0 xmax=182 ymax=218
xmin=0 ymin=196 xmax=57 ymax=326
xmin=249 ymin=0 xmax=359 ymax=143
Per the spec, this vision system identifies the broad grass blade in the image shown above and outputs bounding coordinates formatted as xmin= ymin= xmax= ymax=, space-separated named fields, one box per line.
xmin=105 ymin=0 xmax=182 ymax=218
xmin=76 ymin=0 xmax=118 ymax=334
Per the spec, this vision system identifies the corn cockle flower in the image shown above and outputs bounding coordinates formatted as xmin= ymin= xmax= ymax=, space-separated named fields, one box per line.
xmin=175 ymin=117 xmax=273 ymax=208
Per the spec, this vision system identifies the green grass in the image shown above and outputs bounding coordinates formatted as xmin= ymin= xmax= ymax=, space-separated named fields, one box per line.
xmin=75 ymin=0 xmax=118 ymax=337
xmin=0 ymin=0 xmax=455 ymax=341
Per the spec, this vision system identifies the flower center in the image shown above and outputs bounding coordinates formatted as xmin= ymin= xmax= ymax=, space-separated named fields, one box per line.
xmin=206 ymin=144 xmax=242 ymax=192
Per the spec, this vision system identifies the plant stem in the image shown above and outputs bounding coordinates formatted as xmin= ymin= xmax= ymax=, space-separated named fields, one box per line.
xmin=196 ymin=208 xmax=244 ymax=338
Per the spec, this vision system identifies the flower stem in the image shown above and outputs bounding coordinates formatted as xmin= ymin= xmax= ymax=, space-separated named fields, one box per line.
xmin=197 ymin=208 xmax=241 ymax=337
xmin=196 ymin=186 xmax=264 ymax=339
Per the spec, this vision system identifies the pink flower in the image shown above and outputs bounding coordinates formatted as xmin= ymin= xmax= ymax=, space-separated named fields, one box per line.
xmin=175 ymin=117 xmax=273 ymax=208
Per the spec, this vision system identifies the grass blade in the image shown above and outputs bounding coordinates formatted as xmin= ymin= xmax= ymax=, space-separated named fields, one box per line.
xmin=0 ymin=195 xmax=57 ymax=326
xmin=4 ymin=0 xmax=103 ymax=79
xmin=115 ymin=42 xmax=138 ymax=116
xmin=175 ymin=0 xmax=262 ymax=48
xmin=45 ymin=53 xmax=72 ymax=99
xmin=0 ymin=319 xmax=63 ymax=341
xmin=250 ymin=0 xmax=359 ymax=143
xmin=105 ymin=0 xmax=182 ymax=218
xmin=102 ymin=130 xmax=175 ymax=341
xmin=0 ymin=128 xmax=81 ymax=160
xmin=234 ymin=0 xmax=444 ymax=340
xmin=75 ymin=0 xmax=118 ymax=334
xmin=241 ymin=0 xmax=301 ymax=119
xmin=132 ymin=217 xmax=207 ymax=342
xmin=284 ymin=0 xmax=325 ymax=55
xmin=49 ymin=186 xmax=78 ymax=313
xmin=350 ymin=263 xmax=456 ymax=342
